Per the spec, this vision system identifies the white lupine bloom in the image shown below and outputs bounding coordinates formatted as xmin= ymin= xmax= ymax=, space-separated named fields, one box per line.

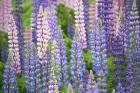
xmin=7 ymin=14 xmax=21 ymax=74
xmin=37 ymin=6 xmax=51 ymax=58
xmin=74 ymin=0 xmax=87 ymax=48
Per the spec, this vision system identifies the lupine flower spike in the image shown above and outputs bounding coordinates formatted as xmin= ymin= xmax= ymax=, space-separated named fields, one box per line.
xmin=7 ymin=14 xmax=21 ymax=74
xmin=54 ymin=27 xmax=68 ymax=86
xmin=70 ymin=31 xmax=86 ymax=90
xmin=37 ymin=6 xmax=51 ymax=58
xmin=2 ymin=52 xmax=19 ymax=93
xmin=74 ymin=0 xmax=87 ymax=48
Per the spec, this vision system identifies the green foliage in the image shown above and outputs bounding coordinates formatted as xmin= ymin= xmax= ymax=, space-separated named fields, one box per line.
xmin=58 ymin=4 xmax=75 ymax=36
xmin=107 ymin=57 xmax=115 ymax=92
xmin=16 ymin=76 xmax=26 ymax=93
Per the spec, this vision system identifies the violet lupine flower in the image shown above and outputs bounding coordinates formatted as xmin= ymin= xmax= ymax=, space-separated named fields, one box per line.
xmin=36 ymin=6 xmax=51 ymax=58
xmin=70 ymin=32 xmax=86 ymax=90
xmin=97 ymin=70 xmax=107 ymax=93
xmin=7 ymin=14 xmax=21 ymax=74
xmin=47 ymin=0 xmax=59 ymax=40
xmin=31 ymin=0 xmax=39 ymax=44
xmin=54 ymin=27 xmax=68 ymax=86
xmin=83 ymin=0 xmax=89 ymax=48
xmin=86 ymin=70 xmax=98 ymax=93
xmin=90 ymin=20 xmax=108 ymax=76
xmin=2 ymin=53 xmax=18 ymax=93
xmin=115 ymin=82 xmax=125 ymax=93
xmin=24 ymin=43 xmax=42 ymax=93
xmin=128 ymin=0 xmax=140 ymax=92
xmin=74 ymin=0 xmax=87 ymax=49
xmin=67 ymin=83 xmax=74 ymax=93
xmin=97 ymin=0 xmax=113 ymax=54
xmin=67 ymin=16 xmax=74 ymax=39
xmin=1 ymin=40 xmax=8 ymax=63
xmin=78 ymin=70 xmax=89 ymax=93
xmin=126 ymin=63 xmax=134 ymax=93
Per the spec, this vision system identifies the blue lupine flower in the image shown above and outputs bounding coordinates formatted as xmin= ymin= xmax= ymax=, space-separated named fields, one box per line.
xmin=97 ymin=70 xmax=107 ymax=93
xmin=127 ymin=0 xmax=140 ymax=92
xmin=115 ymin=82 xmax=125 ymax=93
xmin=90 ymin=20 xmax=108 ymax=76
xmin=24 ymin=43 xmax=42 ymax=93
xmin=70 ymin=32 xmax=86 ymax=90
xmin=83 ymin=0 xmax=89 ymax=48
xmin=126 ymin=63 xmax=134 ymax=93
xmin=67 ymin=16 xmax=74 ymax=39
xmin=86 ymin=70 xmax=99 ymax=93
xmin=31 ymin=0 xmax=39 ymax=44
xmin=54 ymin=27 xmax=68 ymax=86
xmin=2 ymin=53 xmax=19 ymax=93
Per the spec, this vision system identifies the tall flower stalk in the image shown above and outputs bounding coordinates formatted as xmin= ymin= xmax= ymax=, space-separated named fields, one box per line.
xmin=31 ymin=0 xmax=39 ymax=44
xmin=24 ymin=43 xmax=41 ymax=93
xmin=67 ymin=16 xmax=74 ymax=39
xmin=37 ymin=6 xmax=51 ymax=58
xmin=70 ymin=32 xmax=86 ymax=90
xmin=127 ymin=0 xmax=140 ymax=92
xmin=74 ymin=0 xmax=87 ymax=48
xmin=90 ymin=20 xmax=108 ymax=76
xmin=7 ymin=14 xmax=21 ymax=74
xmin=54 ymin=27 xmax=68 ymax=86
xmin=2 ymin=53 xmax=18 ymax=93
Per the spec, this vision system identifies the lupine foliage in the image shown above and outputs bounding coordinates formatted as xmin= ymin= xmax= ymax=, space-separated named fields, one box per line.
xmin=0 ymin=0 xmax=140 ymax=93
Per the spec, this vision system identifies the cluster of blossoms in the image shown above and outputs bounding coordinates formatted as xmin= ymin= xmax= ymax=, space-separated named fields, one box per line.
xmin=1 ymin=0 xmax=140 ymax=93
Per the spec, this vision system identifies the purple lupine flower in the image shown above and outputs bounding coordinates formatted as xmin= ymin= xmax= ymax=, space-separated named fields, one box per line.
xmin=97 ymin=70 xmax=107 ymax=93
xmin=24 ymin=43 xmax=42 ymax=93
xmin=127 ymin=0 xmax=140 ymax=92
xmin=36 ymin=6 xmax=51 ymax=58
xmin=1 ymin=40 xmax=8 ymax=63
xmin=115 ymin=82 xmax=125 ymax=93
xmin=70 ymin=32 xmax=86 ymax=90
xmin=126 ymin=63 xmax=134 ymax=93
xmin=90 ymin=20 xmax=108 ymax=76
xmin=74 ymin=0 xmax=87 ymax=49
xmin=47 ymin=0 xmax=59 ymax=40
xmin=97 ymin=0 xmax=113 ymax=54
xmin=2 ymin=53 xmax=18 ymax=93
xmin=54 ymin=27 xmax=68 ymax=86
xmin=31 ymin=0 xmax=39 ymax=44
xmin=67 ymin=16 xmax=74 ymax=39
xmin=83 ymin=0 xmax=89 ymax=49
xmin=78 ymin=70 xmax=89 ymax=93
xmin=86 ymin=70 xmax=98 ymax=93
xmin=7 ymin=14 xmax=21 ymax=74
